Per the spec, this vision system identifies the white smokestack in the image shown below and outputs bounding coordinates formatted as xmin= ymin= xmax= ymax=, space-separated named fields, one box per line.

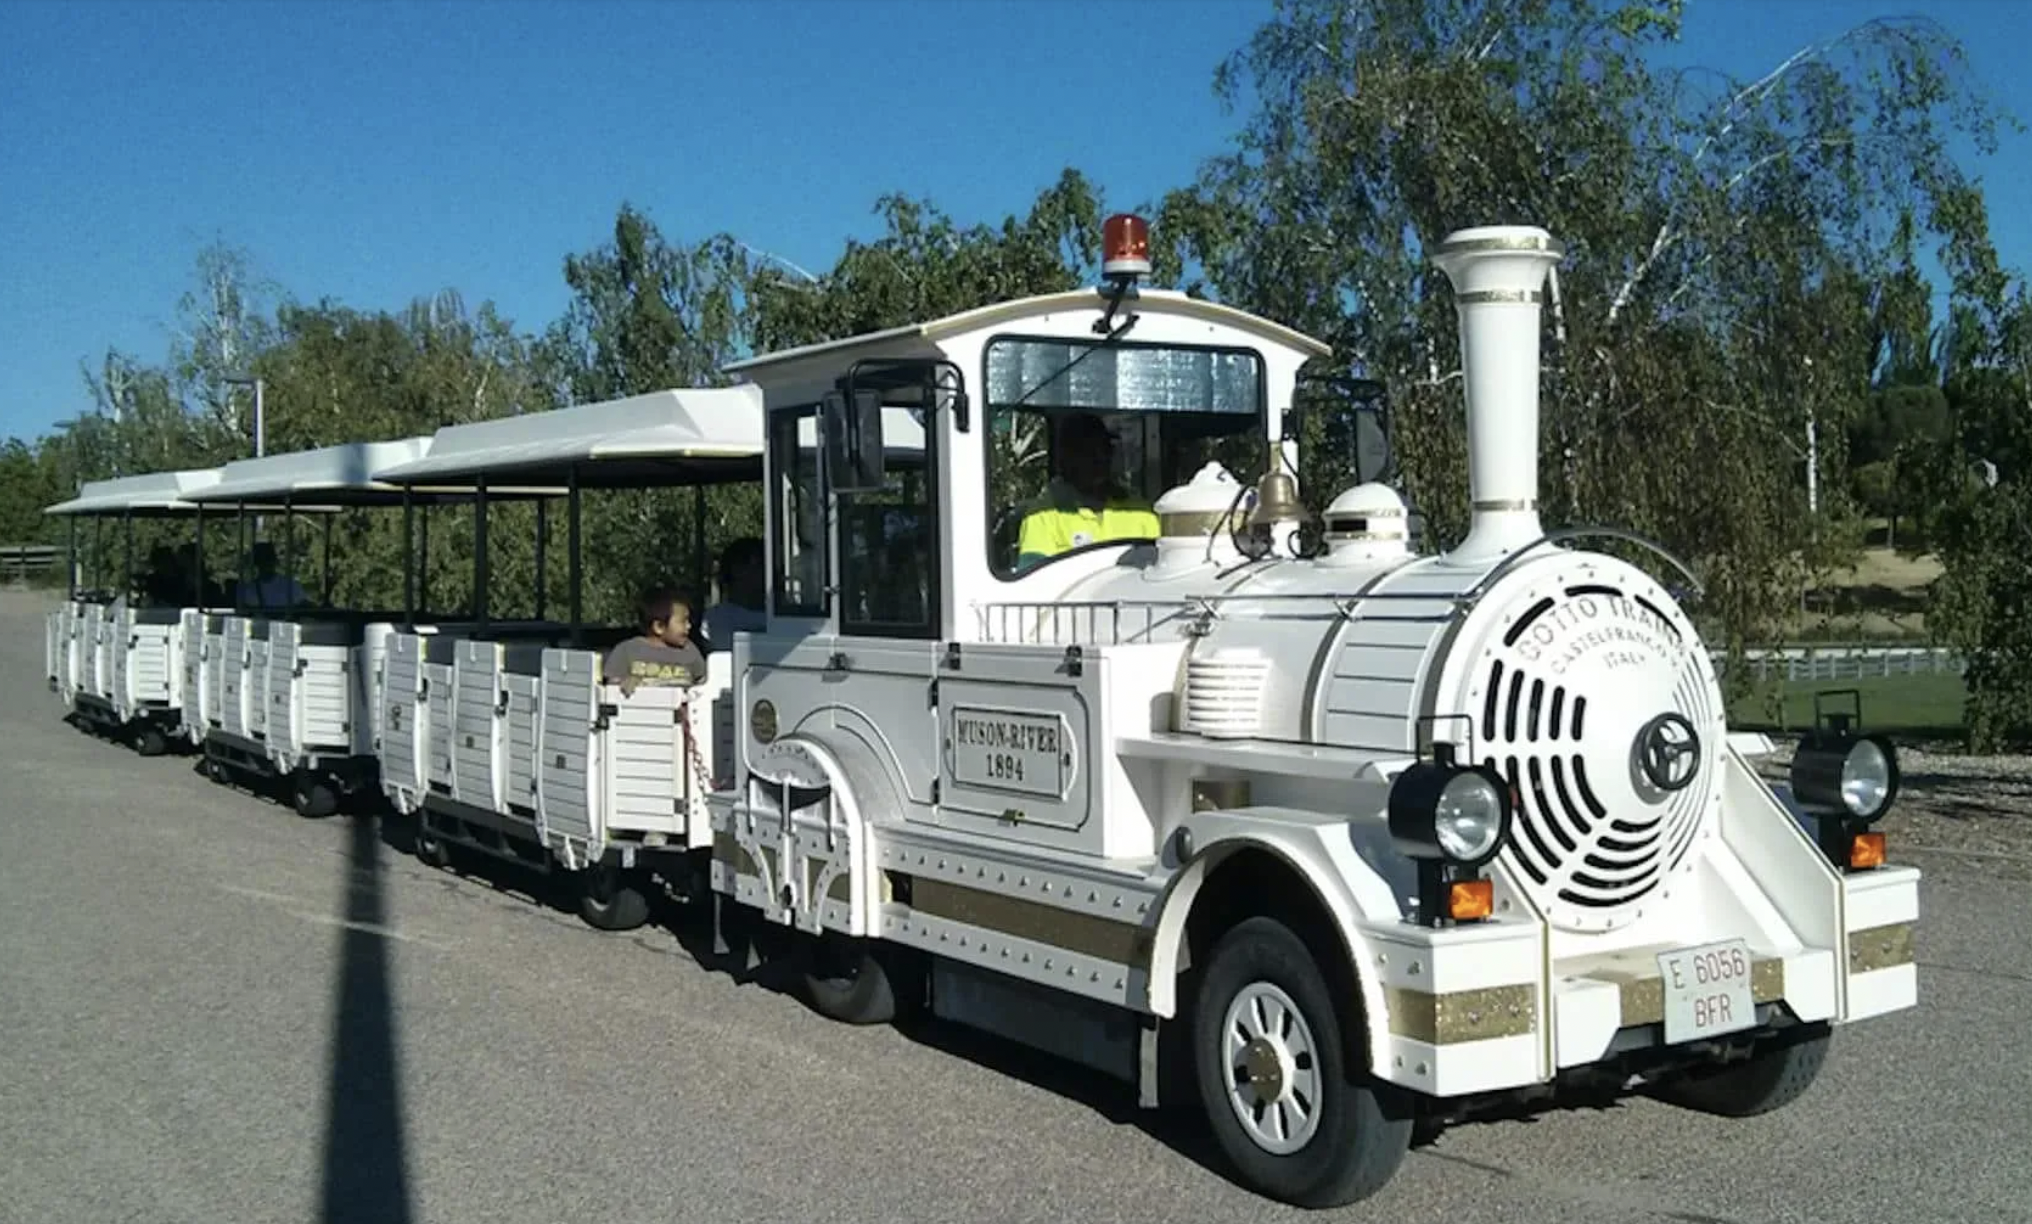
xmin=1429 ymin=226 xmax=1565 ymax=566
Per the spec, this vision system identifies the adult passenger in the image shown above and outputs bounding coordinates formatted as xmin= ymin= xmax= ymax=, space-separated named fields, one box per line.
xmin=702 ymin=536 xmax=766 ymax=651
xmin=140 ymin=545 xmax=184 ymax=606
xmin=1014 ymin=411 xmax=1158 ymax=571
xmin=236 ymin=542 xmax=307 ymax=609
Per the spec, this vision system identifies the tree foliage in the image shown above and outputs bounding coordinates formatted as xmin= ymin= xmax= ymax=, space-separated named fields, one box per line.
xmin=1151 ymin=0 xmax=2015 ymax=691
xmin=6 ymin=1 xmax=2029 ymax=745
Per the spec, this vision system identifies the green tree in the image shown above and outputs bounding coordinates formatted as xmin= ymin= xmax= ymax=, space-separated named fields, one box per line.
xmin=1151 ymin=0 xmax=2015 ymax=691
xmin=1926 ymin=290 xmax=2032 ymax=750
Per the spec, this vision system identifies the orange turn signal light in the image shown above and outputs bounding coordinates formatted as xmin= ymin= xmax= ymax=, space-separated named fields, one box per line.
xmin=1849 ymin=831 xmax=1886 ymax=870
xmin=1448 ymin=878 xmax=1495 ymax=921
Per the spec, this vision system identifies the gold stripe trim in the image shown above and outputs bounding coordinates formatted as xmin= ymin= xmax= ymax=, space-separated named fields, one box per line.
xmin=909 ymin=876 xmax=1154 ymax=969
xmin=714 ymin=832 xmax=851 ymax=902
xmin=1158 ymin=509 xmax=1248 ymax=537
xmin=1385 ymin=983 xmax=1537 ymax=1044
xmin=1191 ymin=778 xmax=1251 ymax=812
xmin=712 ymin=829 xmax=758 ymax=877
xmin=1848 ymin=922 xmax=1914 ymax=973
xmin=1471 ymin=497 xmax=1536 ymax=512
xmin=1323 ymin=529 xmax=1408 ymax=542
xmin=1609 ymin=956 xmax=1786 ymax=1027
xmin=1455 ymin=288 xmax=1542 ymax=305
xmin=1435 ymin=234 xmax=1566 ymax=258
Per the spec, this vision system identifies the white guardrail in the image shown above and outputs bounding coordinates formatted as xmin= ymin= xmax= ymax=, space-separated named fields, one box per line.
xmin=1717 ymin=644 xmax=1966 ymax=683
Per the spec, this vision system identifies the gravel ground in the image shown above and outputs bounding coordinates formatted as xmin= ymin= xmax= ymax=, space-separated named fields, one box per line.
xmin=5 ymin=586 xmax=2030 ymax=1224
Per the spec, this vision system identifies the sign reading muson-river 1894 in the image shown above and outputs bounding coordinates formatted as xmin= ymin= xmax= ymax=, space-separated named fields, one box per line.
xmin=949 ymin=707 xmax=1066 ymax=797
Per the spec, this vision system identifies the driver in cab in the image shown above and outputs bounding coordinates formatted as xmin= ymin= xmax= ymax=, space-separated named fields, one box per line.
xmin=1015 ymin=411 xmax=1158 ymax=571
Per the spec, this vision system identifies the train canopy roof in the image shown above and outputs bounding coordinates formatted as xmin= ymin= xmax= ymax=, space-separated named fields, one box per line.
xmin=374 ymin=386 xmax=766 ymax=489
xmin=184 ymin=437 xmax=490 ymax=508
xmin=44 ymin=467 xmax=234 ymax=517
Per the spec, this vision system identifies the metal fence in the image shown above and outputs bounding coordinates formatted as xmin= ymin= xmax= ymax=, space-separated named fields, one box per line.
xmin=0 ymin=545 xmax=57 ymax=588
xmin=1716 ymin=643 xmax=1966 ymax=683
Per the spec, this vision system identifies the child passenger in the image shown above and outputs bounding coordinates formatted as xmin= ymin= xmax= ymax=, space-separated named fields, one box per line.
xmin=603 ymin=586 xmax=706 ymax=697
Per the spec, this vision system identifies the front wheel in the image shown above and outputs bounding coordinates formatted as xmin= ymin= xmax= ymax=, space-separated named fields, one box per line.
xmin=1192 ymin=915 xmax=1413 ymax=1208
xmin=801 ymin=932 xmax=915 ymax=1025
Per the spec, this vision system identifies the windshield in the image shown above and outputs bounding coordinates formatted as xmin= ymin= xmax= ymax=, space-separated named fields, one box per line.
xmin=983 ymin=337 xmax=1266 ymax=577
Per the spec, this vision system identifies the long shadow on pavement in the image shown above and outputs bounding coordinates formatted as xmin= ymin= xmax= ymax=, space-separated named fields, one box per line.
xmin=319 ymin=812 xmax=416 ymax=1224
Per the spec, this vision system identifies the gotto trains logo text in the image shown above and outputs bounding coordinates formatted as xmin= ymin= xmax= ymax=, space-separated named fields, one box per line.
xmin=1515 ymin=592 xmax=1681 ymax=677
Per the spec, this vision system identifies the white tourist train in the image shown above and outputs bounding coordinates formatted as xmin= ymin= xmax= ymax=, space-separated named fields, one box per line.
xmin=39 ymin=217 xmax=1918 ymax=1209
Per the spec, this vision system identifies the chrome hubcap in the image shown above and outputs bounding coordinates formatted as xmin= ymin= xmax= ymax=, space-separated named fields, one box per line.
xmin=1220 ymin=981 xmax=1322 ymax=1153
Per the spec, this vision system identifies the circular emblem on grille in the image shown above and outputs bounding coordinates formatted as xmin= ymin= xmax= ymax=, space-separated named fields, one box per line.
xmin=1634 ymin=712 xmax=1700 ymax=792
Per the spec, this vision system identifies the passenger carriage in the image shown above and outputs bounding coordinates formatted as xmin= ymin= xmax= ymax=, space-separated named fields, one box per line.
xmin=368 ymin=386 xmax=770 ymax=929
xmin=43 ymin=467 xmax=233 ymax=755
xmin=690 ymin=216 xmax=1920 ymax=1207
xmin=183 ymin=438 xmax=456 ymax=816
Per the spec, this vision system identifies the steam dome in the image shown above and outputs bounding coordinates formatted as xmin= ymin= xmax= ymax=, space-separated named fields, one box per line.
xmin=1319 ymin=482 xmax=1411 ymax=565
xmin=1150 ymin=462 xmax=1252 ymax=573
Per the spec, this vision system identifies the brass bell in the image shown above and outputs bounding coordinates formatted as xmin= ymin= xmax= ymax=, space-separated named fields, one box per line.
xmin=1250 ymin=466 xmax=1305 ymax=527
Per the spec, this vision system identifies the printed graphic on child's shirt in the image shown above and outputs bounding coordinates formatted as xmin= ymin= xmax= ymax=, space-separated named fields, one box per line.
xmin=627 ymin=656 xmax=693 ymax=684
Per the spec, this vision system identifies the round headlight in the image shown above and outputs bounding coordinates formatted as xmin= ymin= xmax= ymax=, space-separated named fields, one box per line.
xmin=1789 ymin=729 xmax=1899 ymax=822
xmin=1435 ymin=773 xmax=1505 ymax=862
xmin=1840 ymin=738 xmax=1893 ymax=818
xmin=1387 ymin=753 xmax=1513 ymax=867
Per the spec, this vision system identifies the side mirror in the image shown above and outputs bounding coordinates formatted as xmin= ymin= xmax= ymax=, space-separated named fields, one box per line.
xmin=1349 ymin=406 xmax=1396 ymax=485
xmin=1291 ymin=375 xmax=1397 ymax=487
xmin=823 ymin=387 xmax=888 ymax=494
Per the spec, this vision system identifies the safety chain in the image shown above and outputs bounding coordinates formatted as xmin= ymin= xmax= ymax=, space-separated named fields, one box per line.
xmin=674 ymin=689 xmax=730 ymax=792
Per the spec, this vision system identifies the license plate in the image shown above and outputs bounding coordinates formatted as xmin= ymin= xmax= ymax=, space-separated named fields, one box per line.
xmin=1656 ymin=939 xmax=1757 ymax=1044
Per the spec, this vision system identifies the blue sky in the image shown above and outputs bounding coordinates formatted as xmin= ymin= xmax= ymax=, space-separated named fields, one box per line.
xmin=1 ymin=0 xmax=2025 ymax=444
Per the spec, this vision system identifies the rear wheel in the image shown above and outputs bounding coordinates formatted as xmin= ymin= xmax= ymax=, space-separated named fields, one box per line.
xmin=292 ymin=774 xmax=339 ymax=818
xmin=132 ymin=725 xmax=168 ymax=757
xmin=1652 ymin=1022 xmax=1831 ymax=1117
xmin=413 ymin=821 xmax=452 ymax=869
xmin=579 ymin=860 xmax=651 ymax=932
xmin=1192 ymin=915 xmax=1413 ymax=1208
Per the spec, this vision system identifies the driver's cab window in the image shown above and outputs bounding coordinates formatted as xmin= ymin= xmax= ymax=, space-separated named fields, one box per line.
xmin=984 ymin=337 xmax=1266 ymax=577
xmin=837 ymin=402 xmax=937 ymax=637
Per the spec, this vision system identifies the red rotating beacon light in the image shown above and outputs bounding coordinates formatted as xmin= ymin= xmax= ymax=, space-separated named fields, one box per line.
xmin=1102 ymin=213 xmax=1152 ymax=281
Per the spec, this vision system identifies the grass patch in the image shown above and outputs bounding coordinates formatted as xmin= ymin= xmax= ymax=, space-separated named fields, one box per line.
xmin=1726 ymin=671 xmax=1967 ymax=743
xmin=1769 ymin=545 xmax=1944 ymax=643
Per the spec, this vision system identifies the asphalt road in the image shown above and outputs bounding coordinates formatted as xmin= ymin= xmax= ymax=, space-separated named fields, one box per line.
xmin=1 ymin=589 xmax=2025 ymax=1224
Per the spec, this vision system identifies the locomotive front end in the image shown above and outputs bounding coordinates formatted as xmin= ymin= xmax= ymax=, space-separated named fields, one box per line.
xmin=1151 ymin=226 xmax=1918 ymax=1183
xmin=1357 ymin=226 xmax=1920 ymax=1106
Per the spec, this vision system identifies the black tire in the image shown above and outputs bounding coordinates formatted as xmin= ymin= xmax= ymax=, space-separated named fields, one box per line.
xmin=801 ymin=932 xmax=905 ymax=1025
xmin=579 ymin=861 xmax=651 ymax=932
xmin=1192 ymin=915 xmax=1413 ymax=1208
xmin=413 ymin=822 xmax=453 ymax=870
xmin=133 ymin=726 xmax=168 ymax=757
xmin=1652 ymin=1022 xmax=1831 ymax=1117
xmin=292 ymin=774 xmax=339 ymax=819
